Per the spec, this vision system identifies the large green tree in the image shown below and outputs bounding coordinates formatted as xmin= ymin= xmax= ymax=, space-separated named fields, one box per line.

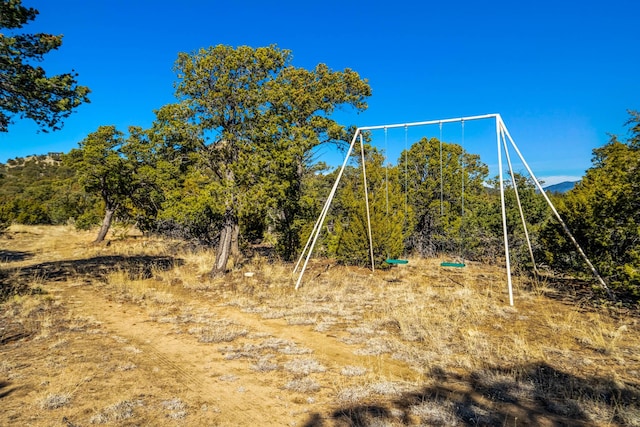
xmin=67 ymin=126 xmax=150 ymax=243
xmin=328 ymin=146 xmax=407 ymax=267
xmin=0 ymin=0 xmax=90 ymax=132
xmin=264 ymin=65 xmax=369 ymax=261
xmin=398 ymin=137 xmax=489 ymax=258
xmin=146 ymin=103 xmax=219 ymax=243
xmin=172 ymin=44 xmax=370 ymax=275
xmin=540 ymin=111 xmax=640 ymax=302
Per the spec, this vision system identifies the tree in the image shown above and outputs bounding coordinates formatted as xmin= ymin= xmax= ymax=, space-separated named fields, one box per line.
xmin=483 ymin=173 xmax=550 ymax=267
xmin=119 ymin=124 xmax=182 ymax=234
xmin=0 ymin=154 xmax=89 ymax=226
xmin=172 ymin=44 xmax=370 ymax=276
xmin=398 ymin=137 xmax=488 ymax=258
xmin=329 ymin=146 xmax=406 ymax=267
xmin=68 ymin=126 xmax=137 ymax=243
xmin=0 ymin=169 xmax=10 ymax=233
xmin=264 ymin=66 xmax=370 ymax=261
xmin=540 ymin=111 xmax=640 ymax=302
xmin=130 ymin=103 xmax=211 ymax=241
xmin=0 ymin=0 xmax=90 ymax=132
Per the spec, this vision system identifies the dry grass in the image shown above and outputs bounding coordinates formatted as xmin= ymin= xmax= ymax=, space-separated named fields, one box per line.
xmin=284 ymin=377 xmax=321 ymax=393
xmin=90 ymin=399 xmax=142 ymax=424
xmin=191 ymin=323 xmax=248 ymax=343
xmin=38 ymin=392 xmax=71 ymax=409
xmin=1 ymin=225 xmax=639 ymax=426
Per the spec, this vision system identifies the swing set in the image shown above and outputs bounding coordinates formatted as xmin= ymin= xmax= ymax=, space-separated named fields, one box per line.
xmin=381 ymin=126 xmax=410 ymax=266
xmin=293 ymin=113 xmax=612 ymax=305
xmin=379 ymin=122 xmax=464 ymax=267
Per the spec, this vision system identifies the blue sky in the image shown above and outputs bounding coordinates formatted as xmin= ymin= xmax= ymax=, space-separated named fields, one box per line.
xmin=1 ymin=0 xmax=638 ymax=185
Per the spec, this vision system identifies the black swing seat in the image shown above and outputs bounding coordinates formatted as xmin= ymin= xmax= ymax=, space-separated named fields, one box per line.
xmin=386 ymin=258 xmax=409 ymax=265
xmin=440 ymin=261 xmax=465 ymax=268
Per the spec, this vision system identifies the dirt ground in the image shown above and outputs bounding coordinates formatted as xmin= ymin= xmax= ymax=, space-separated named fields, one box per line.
xmin=1 ymin=226 xmax=640 ymax=426
xmin=2 ymin=279 xmax=389 ymax=426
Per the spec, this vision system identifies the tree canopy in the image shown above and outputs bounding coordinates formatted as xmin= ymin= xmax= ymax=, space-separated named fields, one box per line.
xmin=0 ymin=37 xmax=637 ymax=304
xmin=0 ymin=0 xmax=90 ymax=132
xmin=541 ymin=110 xmax=640 ymax=302
xmin=172 ymin=44 xmax=371 ymax=275
xmin=66 ymin=125 xmax=157 ymax=243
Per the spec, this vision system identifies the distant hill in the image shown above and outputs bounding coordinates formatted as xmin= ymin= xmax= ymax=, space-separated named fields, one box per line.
xmin=3 ymin=153 xmax=63 ymax=168
xmin=543 ymin=181 xmax=579 ymax=194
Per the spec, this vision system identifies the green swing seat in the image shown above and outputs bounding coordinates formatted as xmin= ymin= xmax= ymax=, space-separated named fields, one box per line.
xmin=440 ymin=261 xmax=466 ymax=268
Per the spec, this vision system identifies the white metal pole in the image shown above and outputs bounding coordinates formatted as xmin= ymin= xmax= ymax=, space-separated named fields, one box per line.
xmin=385 ymin=128 xmax=389 ymax=215
xmin=496 ymin=116 xmax=515 ymax=306
xmin=500 ymin=126 xmax=538 ymax=275
xmin=294 ymin=129 xmax=362 ymax=290
xmin=404 ymin=125 xmax=409 ymax=229
xmin=461 ymin=120 xmax=465 ymax=217
xmin=360 ymin=133 xmax=375 ymax=272
xmin=294 ymin=149 xmax=345 ymax=275
xmin=439 ymin=122 xmax=444 ymax=216
xmin=497 ymin=117 xmax=614 ymax=299
xmin=293 ymin=177 xmax=334 ymax=281
xmin=358 ymin=113 xmax=499 ymax=132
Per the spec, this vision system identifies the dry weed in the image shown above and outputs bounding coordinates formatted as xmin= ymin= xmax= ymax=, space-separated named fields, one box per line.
xmin=284 ymin=378 xmax=321 ymax=393
xmin=369 ymin=381 xmax=414 ymax=397
xmin=193 ymin=324 xmax=248 ymax=343
xmin=410 ymin=400 xmax=464 ymax=426
xmin=340 ymin=366 xmax=367 ymax=377
xmin=251 ymin=356 xmax=279 ymax=372
xmin=90 ymin=399 xmax=142 ymax=424
xmin=283 ymin=358 xmax=327 ymax=376
xmin=123 ymin=345 xmax=142 ymax=354
xmin=336 ymin=385 xmax=372 ymax=404
xmin=117 ymin=362 xmax=137 ymax=371
xmin=353 ymin=337 xmax=394 ymax=356
xmin=219 ymin=374 xmax=239 ymax=382
xmin=38 ymin=392 xmax=71 ymax=409
xmin=4 ymin=226 xmax=640 ymax=426
xmin=161 ymin=397 xmax=188 ymax=419
xmin=286 ymin=316 xmax=316 ymax=325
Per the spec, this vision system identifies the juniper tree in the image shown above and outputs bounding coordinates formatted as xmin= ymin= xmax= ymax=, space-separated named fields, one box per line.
xmin=540 ymin=111 xmax=640 ymax=302
xmin=329 ymin=146 xmax=406 ymax=267
xmin=398 ymin=137 xmax=488 ymax=258
xmin=0 ymin=0 xmax=89 ymax=132
xmin=172 ymin=44 xmax=370 ymax=275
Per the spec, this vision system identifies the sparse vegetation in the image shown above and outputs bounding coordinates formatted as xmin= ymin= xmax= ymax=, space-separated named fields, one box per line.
xmin=38 ymin=392 xmax=71 ymax=410
xmin=1 ymin=225 xmax=639 ymax=426
xmin=90 ymin=400 xmax=141 ymax=424
xmin=284 ymin=377 xmax=321 ymax=394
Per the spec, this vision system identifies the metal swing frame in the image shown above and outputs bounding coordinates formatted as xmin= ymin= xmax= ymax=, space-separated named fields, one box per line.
xmin=439 ymin=119 xmax=466 ymax=269
xmin=293 ymin=113 xmax=612 ymax=305
xmin=382 ymin=126 xmax=409 ymax=266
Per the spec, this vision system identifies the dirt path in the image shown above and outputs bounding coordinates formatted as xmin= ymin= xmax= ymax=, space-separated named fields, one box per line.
xmin=21 ymin=279 xmax=412 ymax=426
xmin=62 ymin=282 xmax=291 ymax=426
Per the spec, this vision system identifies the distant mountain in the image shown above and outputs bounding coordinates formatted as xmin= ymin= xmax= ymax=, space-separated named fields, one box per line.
xmin=3 ymin=152 xmax=63 ymax=167
xmin=543 ymin=181 xmax=579 ymax=194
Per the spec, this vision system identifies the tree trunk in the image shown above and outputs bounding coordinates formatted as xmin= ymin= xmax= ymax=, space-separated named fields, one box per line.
xmin=231 ymin=222 xmax=240 ymax=257
xmin=94 ymin=204 xmax=117 ymax=243
xmin=211 ymin=208 xmax=237 ymax=277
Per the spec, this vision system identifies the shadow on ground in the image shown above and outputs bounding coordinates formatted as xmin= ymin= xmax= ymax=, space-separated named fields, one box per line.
xmin=0 ymin=250 xmax=33 ymax=263
xmin=524 ymin=272 xmax=639 ymax=310
xmin=0 ymin=380 xmax=18 ymax=399
xmin=0 ymin=255 xmax=182 ymax=301
xmin=304 ymin=363 xmax=640 ymax=426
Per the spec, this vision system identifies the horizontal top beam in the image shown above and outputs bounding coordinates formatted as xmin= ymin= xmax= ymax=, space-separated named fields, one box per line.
xmin=357 ymin=113 xmax=500 ymax=132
